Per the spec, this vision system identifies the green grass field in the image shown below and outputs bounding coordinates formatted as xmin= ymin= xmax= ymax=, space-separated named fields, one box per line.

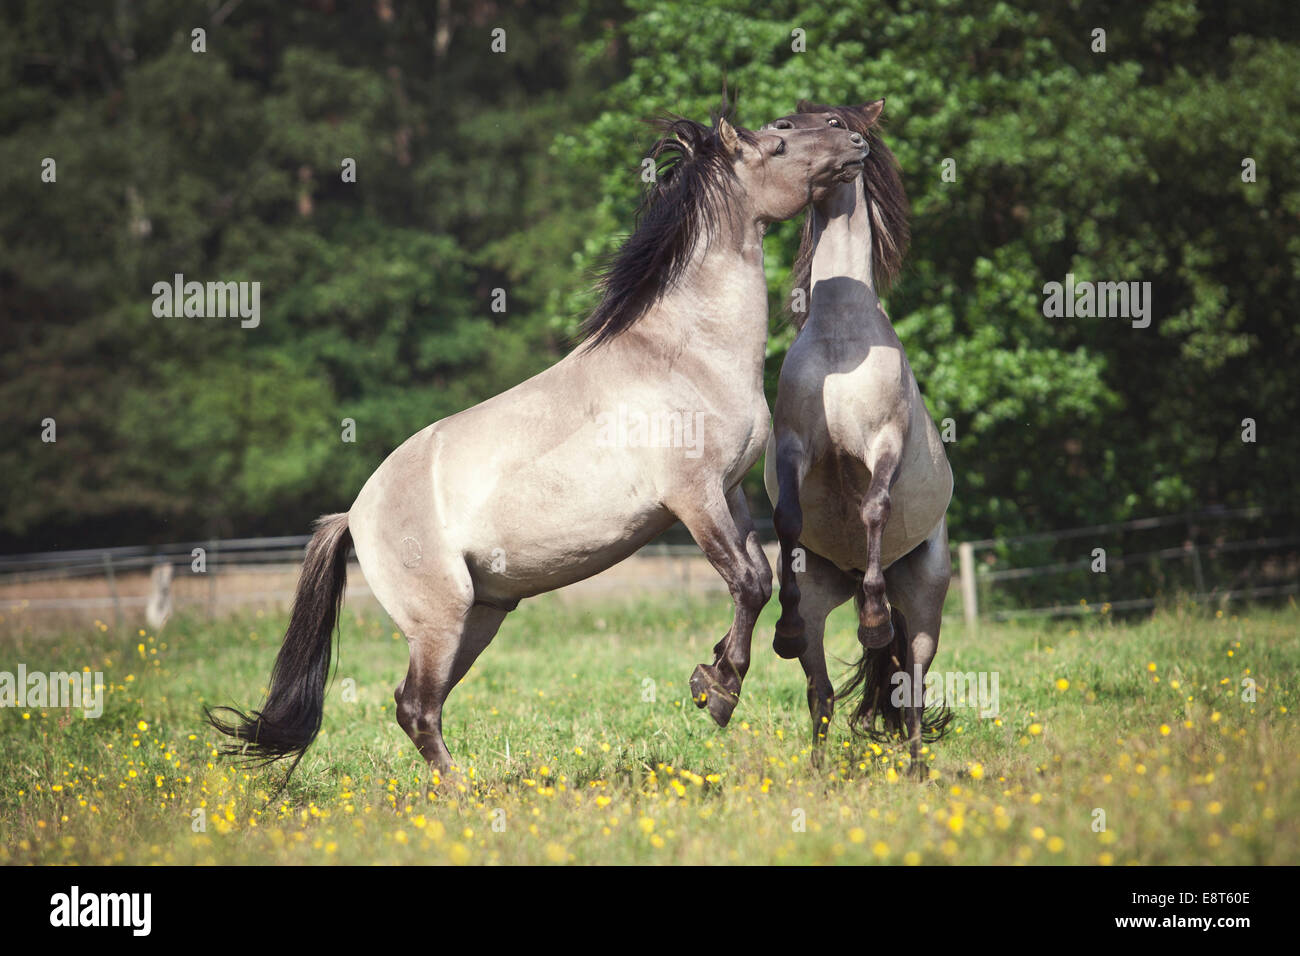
xmin=2 ymin=594 xmax=1296 ymax=865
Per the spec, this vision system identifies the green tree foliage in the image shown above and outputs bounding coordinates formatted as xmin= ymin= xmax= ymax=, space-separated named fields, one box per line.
xmin=558 ymin=0 xmax=1299 ymax=540
xmin=1 ymin=0 xmax=620 ymax=544
xmin=1 ymin=0 xmax=1295 ymax=548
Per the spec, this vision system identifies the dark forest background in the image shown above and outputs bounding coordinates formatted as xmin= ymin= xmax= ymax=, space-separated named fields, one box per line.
xmin=2 ymin=0 xmax=1297 ymax=552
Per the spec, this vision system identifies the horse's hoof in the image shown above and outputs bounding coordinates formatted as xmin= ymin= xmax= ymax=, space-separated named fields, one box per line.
xmin=772 ymin=619 xmax=807 ymax=659
xmin=689 ymin=664 xmax=738 ymax=728
xmin=858 ymin=619 xmax=894 ymax=650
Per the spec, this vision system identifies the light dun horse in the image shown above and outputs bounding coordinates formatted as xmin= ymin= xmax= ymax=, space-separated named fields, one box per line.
xmin=210 ymin=110 xmax=869 ymax=776
xmin=762 ymin=100 xmax=953 ymax=767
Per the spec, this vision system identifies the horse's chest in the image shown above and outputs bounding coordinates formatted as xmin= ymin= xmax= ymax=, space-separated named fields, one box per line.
xmin=819 ymin=352 xmax=910 ymax=446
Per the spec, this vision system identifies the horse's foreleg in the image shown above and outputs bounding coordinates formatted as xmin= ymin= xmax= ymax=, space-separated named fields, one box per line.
xmin=884 ymin=518 xmax=951 ymax=772
xmin=680 ymin=485 xmax=772 ymax=728
xmin=772 ymin=433 xmax=811 ymax=658
xmin=791 ymin=549 xmax=857 ymax=756
xmin=858 ymin=442 xmax=901 ymax=649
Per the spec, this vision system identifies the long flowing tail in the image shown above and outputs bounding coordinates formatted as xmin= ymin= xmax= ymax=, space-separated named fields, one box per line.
xmin=838 ymin=606 xmax=952 ymax=744
xmin=207 ymin=512 xmax=351 ymax=765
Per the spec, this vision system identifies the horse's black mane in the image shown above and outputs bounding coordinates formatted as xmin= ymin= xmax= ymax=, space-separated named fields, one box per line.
xmin=580 ymin=110 xmax=758 ymax=347
xmin=789 ymin=101 xmax=909 ymax=329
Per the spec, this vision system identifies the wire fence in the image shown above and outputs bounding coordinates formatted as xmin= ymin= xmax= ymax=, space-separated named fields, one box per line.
xmin=955 ymin=507 xmax=1299 ymax=625
xmin=0 ymin=508 xmax=1295 ymax=628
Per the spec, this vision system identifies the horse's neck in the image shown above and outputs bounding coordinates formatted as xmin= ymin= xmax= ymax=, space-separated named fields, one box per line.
xmin=630 ymin=216 xmax=770 ymax=372
xmin=806 ymin=178 xmax=889 ymax=334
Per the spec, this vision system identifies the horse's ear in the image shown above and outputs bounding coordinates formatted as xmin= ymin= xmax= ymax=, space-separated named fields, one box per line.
xmin=717 ymin=116 xmax=741 ymax=156
xmin=795 ymin=99 xmax=817 ymax=113
xmin=853 ymin=99 xmax=886 ymax=127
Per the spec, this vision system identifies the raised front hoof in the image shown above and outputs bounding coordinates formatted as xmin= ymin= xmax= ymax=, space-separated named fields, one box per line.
xmin=690 ymin=664 xmax=739 ymax=728
xmin=772 ymin=619 xmax=807 ymax=659
xmin=852 ymin=621 xmax=894 ymax=650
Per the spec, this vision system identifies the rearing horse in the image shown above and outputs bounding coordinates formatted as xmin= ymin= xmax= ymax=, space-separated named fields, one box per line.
xmin=762 ymin=100 xmax=953 ymax=766
xmin=209 ymin=110 xmax=869 ymax=775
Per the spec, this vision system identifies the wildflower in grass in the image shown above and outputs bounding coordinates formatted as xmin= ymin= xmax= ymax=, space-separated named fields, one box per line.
xmin=849 ymin=827 xmax=865 ymax=844
xmin=1055 ymin=678 xmax=1069 ymax=691
xmin=872 ymin=841 xmax=889 ymax=859
xmin=1160 ymin=724 xmax=1171 ymax=736
xmin=1028 ymin=724 xmax=1043 ymax=736
xmin=1046 ymin=836 xmax=1064 ymax=853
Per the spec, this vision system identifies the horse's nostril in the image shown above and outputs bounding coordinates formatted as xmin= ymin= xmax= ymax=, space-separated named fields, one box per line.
xmin=849 ymin=132 xmax=865 ymax=146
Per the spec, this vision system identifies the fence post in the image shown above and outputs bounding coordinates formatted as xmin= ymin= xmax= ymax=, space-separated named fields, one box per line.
xmin=146 ymin=560 xmax=173 ymax=632
xmin=958 ymin=541 xmax=978 ymax=633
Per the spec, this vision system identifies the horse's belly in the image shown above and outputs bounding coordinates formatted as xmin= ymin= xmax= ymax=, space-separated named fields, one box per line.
xmin=467 ymin=502 xmax=675 ymax=602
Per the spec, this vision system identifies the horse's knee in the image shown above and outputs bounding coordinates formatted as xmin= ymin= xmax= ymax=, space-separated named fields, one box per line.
xmin=732 ymin=564 xmax=769 ymax=612
xmin=861 ymin=490 xmax=890 ymax=530
xmin=738 ymin=564 xmax=764 ymax=608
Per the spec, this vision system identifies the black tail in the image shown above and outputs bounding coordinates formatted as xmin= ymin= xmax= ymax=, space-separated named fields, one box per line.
xmin=207 ymin=513 xmax=351 ymax=767
xmin=837 ymin=606 xmax=953 ymax=745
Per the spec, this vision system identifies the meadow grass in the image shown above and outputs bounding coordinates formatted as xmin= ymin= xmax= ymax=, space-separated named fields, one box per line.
xmin=1 ymin=593 xmax=1296 ymax=865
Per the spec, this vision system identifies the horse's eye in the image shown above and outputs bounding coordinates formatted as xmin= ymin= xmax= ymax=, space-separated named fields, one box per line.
xmin=773 ymin=119 xmax=793 ymax=129
xmin=828 ymin=118 xmax=841 ymax=128
xmin=773 ymin=138 xmax=786 ymax=155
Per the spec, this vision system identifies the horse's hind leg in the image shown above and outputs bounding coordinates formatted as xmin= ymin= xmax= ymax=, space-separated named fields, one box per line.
xmin=394 ymin=587 xmax=506 ymax=776
xmin=772 ymin=432 xmax=812 ymax=659
xmin=858 ymin=441 xmax=901 ymax=649
xmin=884 ymin=517 xmax=952 ymax=771
xmin=790 ymin=549 xmax=856 ymax=754
xmin=680 ymin=485 xmax=772 ymax=728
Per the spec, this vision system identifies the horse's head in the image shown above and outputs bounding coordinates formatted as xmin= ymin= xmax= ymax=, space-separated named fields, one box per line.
xmin=765 ymin=98 xmax=910 ymax=302
xmin=763 ymin=98 xmax=885 ymax=142
xmin=715 ymin=114 xmax=869 ymax=223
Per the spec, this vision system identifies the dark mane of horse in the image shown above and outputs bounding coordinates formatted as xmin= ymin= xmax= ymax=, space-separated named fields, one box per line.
xmin=789 ymin=101 xmax=910 ymax=329
xmin=580 ymin=112 xmax=758 ymax=347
